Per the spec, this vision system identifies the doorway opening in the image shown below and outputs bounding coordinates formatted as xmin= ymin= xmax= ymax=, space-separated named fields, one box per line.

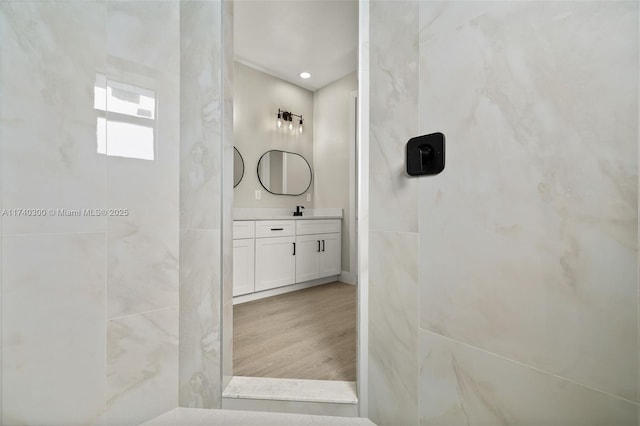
xmin=222 ymin=0 xmax=365 ymax=416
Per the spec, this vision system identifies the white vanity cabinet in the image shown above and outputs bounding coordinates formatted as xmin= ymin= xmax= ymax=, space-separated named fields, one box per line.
xmin=233 ymin=217 xmax=341 ymax=301
xmin=232 ymin=221 xmax=255 ymax=296
xmin=294 ymin=234 xmax=323 ymax=283
xmin=254 ymin=220 xmax=296 ymax=292
xmin=318 ymin=232 xmax=341 ymax=276
xmin=294 ymin=220 xmax=342 ymax=283
xmin=233 ymin=239 xmax=255 ymax=296
xmin=255 ymin=235 xmax=296 ymax=291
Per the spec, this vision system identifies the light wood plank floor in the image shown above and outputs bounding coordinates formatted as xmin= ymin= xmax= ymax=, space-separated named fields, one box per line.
xmin=233 ymin=282 xmax=356 ymax=381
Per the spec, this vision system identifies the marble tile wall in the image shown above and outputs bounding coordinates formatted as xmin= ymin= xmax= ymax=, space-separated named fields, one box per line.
xmin=179 ymin=229 xmax=221 ymax=408
xmin=1 ymin=1 xmax=181 ymax=424
xmin=179 ymin=0 xmax=225 ymax=410
xmin=107 ymin=307 xmax=179 ymax=426
xmin=221 ymin=0 xmax=235 ymax=392
xmin=1 ymin=1 xmax=108 ymax=237
xmin=369 ymin=0 xmax=419 ymax=234
xmin=418 ymin=1 xmax=639 ymax=422
xmin=221 ymin=397 xmax=359 ymax=417
xmin=1 ymin=2 xmax=4 ymax=417
xmin=368 ymin=1 xmax=420 ymax=424
xmin=105 ymin=0 xmax=180 ymax=319
xmin=2 ymin=234 xmax=107 ymax=425
xmin=105 ymin=2 xmax=180 ymax=423
xmin=369 ymin=1 xmax=639 ymax=425
xmin=419 ymin=330 xmax=637 ymax=425
xmin=369 ymin=231 xmax=419 ymax=425
xmin=1 ymin=3 xmax=108 ymax=424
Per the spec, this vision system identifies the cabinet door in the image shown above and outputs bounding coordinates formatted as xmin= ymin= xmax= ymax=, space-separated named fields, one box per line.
xmin=319 ymin=233 xmax=342 ymax=277
xmin=233 ymin=239 xmax=255 ymax=296
xmin=295 ymin=234 xmax=321 ymax=283
xmin=255 ymin=236 xmax=296 ymax=292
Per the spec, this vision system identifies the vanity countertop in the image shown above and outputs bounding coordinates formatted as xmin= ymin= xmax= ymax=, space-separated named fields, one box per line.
xmin=233 ymin=208 xmax=343 ymax=221
xmin=234 ymin=215 xmax=342 ymax=221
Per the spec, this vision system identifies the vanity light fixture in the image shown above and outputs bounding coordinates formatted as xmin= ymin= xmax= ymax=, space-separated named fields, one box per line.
xmin=276 ymin=108 xmax=304 ymax=134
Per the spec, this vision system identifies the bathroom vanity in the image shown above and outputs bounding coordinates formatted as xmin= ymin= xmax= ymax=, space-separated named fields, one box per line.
xmin=233 ymin=216 xmax=342 ymax=303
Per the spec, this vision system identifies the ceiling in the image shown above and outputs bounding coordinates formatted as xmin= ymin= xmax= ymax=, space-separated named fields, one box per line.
xmin=234 ymin=0 xmax=358 ymax=92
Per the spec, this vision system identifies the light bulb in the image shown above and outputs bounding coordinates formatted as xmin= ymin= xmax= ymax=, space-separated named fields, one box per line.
xmin=289 ymin=120 xmax=293 ymax=131
xmin=277 ymin=112 xmax=282 ymax=128
xmin=299 ymin=119 xmax=303 ymax=134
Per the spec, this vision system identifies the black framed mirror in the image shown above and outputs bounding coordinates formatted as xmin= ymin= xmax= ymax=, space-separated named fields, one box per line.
xmin=233 ymin=147 xmax=244 ymax=188
xmin=257 ymin=150 xmax=312 ymax=195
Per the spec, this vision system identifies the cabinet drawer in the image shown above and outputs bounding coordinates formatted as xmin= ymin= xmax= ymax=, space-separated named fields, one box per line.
xmin=296 ymin=219 xmax=341 ymax=236
xmin=233 ymin=221 xmax=255 ymax=239
xmin=255 ymin=220 xmax=295 ymax=238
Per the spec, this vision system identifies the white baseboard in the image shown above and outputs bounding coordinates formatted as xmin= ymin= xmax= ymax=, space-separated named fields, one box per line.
xmin=339 ymin=270 xmax=357 ymax=285
xmin=233 ymin=276 xmax=338 ymax=305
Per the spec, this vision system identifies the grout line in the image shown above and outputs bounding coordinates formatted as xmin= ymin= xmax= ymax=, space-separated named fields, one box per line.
xmin=177 ymin=0 xmax=183 ymax=409
xmin=108 ymin=305 xmax=179 ymax=323
xmin=176 ymin=2 xmax=184 ymax=412
xmin=420 ymin=327 xmax=640 ymax=406
xmin=179 ymin=227 xmax=221 ymax=232
xmin=1 ymin=2 xmax=3 ymax=415
xmin=368 ymin=229 xmax=420 ymax=237
xmin=220 ymin=0 xmax=229 ymax=398
xmin=636 ymin=1 xmax=640 ymax=415
xmin=415 ymin=1 xmax=422 ymax=422
xmin=104 ymin=47 xmax=109 ymax=423
xmin=356 ymin=1 xmax=370 ymax=416
xmin=1 ymin=230 xmax=106 ymax=238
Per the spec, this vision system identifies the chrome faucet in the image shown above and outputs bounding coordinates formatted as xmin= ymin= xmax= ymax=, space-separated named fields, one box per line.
xmin=293 ymin=206 xmax=305 ymax=216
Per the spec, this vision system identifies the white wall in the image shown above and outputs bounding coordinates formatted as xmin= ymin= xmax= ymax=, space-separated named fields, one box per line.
xmin=368 ymin=2 xmax=639 ymax=425
xmin=233 ymin=61 xmax=314 ymax=210
xmin=313 ymin=72 xmax=357 ymax=276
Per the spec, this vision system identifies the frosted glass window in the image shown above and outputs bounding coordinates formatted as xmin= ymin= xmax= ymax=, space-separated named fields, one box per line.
xmin=94 ymin=74 xmax=156 ymax=161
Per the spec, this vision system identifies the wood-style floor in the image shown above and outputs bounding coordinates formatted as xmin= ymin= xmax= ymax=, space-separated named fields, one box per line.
xmin=233 ymin=281 xmax=356 ymax=381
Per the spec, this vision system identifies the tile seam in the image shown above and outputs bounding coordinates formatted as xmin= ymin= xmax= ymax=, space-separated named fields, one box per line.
xmin=420 ymin=327 xmax=640 ymax=406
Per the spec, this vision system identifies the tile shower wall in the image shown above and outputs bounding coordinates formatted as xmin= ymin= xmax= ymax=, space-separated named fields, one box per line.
xmin=105 ymin=2 xmax=180 ymax=424
xmin=1 ymin=3 xmax=108 ymax=424
xmin=221 ymin=0 xmax=235 ymax=393
xmin=0 ymin=3 xmax=3 ymax=416
xmin=369 ymin=1 xmax=639 ymax=425
xmin=179 ymin=0 xmax=228 ymax=410
xmin=1 ymin=1 xmax=181 ymax=424
xmin=368 ymin=1 xmax=420 ymax=424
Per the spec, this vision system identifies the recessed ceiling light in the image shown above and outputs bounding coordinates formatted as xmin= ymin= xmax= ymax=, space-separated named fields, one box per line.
xmin=299 ymin=72 xmax=311 ymax=79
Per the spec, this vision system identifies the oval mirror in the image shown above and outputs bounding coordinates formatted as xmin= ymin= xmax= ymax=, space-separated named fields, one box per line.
xmin=233 ymin=147 xmax=244 ymax=188
xmin=257 ymin=150 xmax=312 ymax=195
